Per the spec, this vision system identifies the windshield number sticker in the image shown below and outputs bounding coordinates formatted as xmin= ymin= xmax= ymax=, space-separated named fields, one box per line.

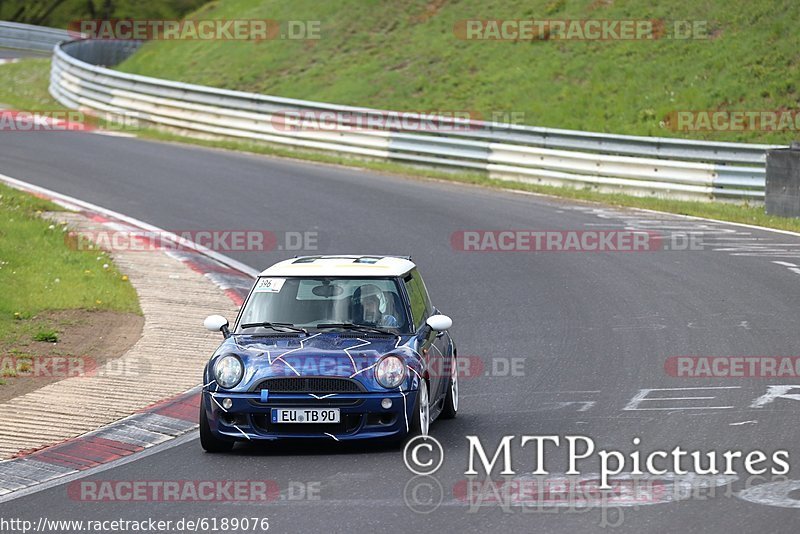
xmin=254 ymin=277 xmax=286 ymax=293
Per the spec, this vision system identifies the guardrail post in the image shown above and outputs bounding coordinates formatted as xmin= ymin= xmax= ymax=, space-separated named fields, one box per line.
xmin=765 ymin=142 xmax=800 ymax=217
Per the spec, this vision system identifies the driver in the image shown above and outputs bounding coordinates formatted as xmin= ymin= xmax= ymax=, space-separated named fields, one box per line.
xmin=357 ymin=284 xmax=399 ymax=327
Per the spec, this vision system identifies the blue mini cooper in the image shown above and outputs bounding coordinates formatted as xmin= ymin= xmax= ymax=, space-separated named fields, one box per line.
xmin=200 ymin=255 xmax=457 ymax=452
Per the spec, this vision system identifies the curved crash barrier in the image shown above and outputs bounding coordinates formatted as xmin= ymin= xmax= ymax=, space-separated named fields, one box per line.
xmin=19 ymin=29 xmax=780 ymax=202
xmin=0 ymin=20 xmax=72 ymax=51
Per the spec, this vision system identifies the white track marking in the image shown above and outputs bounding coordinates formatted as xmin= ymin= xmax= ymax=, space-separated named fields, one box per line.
xmin=623 ymin=386 xmax=740 ymax=411
xmin=531 ymin=390 xmax=601 ymax=394
xmin=738 ymin=479 xmax=800 ymax=508
xmin=572 ymin=204 xmax=800 ymax=263
xmin=550 ymin=401 xmax=596 ymax=412
xmin=750 ymin=385 xmax=800 ymax=408
xmin=90 ymin=130 xmax=137 ymax=138
xmin=705 ymin=237 xmax=758 ymax=241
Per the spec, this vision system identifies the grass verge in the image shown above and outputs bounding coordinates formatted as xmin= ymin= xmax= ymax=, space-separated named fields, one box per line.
xmin=0 ymin=182 xmax=140 ymax=350
xmin=0 ymin=58 xmax=60 ymax=111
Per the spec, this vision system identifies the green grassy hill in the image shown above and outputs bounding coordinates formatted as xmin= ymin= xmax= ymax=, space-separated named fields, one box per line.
xmin=113 ymin=0 xmax=798 ymax=144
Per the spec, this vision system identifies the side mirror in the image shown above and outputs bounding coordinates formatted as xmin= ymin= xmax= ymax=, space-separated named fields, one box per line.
xmin=426 ymin=314 xmax=453 ymax=331
xmin=204 ymin=315 xmax=230 ymax=338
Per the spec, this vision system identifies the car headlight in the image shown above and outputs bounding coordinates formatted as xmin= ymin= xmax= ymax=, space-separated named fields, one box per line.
xmin=214 ymin=354 xmax=243 ymax=389
xmin=375 ymin=355 xmax=406 ymax=389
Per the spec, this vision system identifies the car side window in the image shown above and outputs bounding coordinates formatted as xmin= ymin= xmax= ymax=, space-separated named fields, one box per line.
xmin=415 ymin=272 xmax=433 ymax=316
xmin=404 ymin=270 xmax=432 ymax=330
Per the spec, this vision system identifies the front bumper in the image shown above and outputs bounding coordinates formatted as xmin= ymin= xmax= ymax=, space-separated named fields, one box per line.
xmin=203 ymin=389 xmax=418 ymax=442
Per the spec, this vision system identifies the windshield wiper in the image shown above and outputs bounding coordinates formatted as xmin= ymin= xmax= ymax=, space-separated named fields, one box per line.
xmin=238 ymin=322 xmax=308 ymax=335
xmin=315 ymin=322 xmax=394 ymax=335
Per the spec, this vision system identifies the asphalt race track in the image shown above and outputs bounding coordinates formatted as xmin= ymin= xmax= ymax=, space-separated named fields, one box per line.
xmin=2 ymin=131 xmax=800 ymax=532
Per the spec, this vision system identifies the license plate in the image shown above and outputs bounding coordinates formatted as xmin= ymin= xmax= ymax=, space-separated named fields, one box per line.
xmin=271 ymin=408 xmax=340 ymax=424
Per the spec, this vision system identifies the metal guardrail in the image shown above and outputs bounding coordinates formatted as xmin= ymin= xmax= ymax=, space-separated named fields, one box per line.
xmin=43 ymin=38 xmax=784 ymax=201
xmin=0 ymin=21 xmax=71 ymax=51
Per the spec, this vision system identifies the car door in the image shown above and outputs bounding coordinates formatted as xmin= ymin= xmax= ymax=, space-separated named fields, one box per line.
xmin=404 ymin=270 xmax=448 ymax=404
xmin=418 ymin=275 xmax=451 ymax=405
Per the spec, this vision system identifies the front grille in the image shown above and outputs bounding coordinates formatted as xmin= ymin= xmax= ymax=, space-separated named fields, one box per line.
xmin=253 ymin=377 xmax=363 ymax=394
xmin=249 ymin=397 xmax=362 ymax=407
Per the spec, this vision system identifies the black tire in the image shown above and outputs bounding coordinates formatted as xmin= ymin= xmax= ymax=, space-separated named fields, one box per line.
xmin=440 ymin=355 xmax=458 ymax=420
xmin=200 ymin=395 xmax=234 ymax=453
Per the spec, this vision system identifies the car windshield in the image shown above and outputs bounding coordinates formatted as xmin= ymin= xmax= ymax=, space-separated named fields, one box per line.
xmin=236 ymin=277 xmax=410 ymax=333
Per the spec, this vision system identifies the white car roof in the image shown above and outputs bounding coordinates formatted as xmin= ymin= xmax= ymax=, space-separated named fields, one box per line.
xmin=258 ymin=255 xmax=416 ymax=278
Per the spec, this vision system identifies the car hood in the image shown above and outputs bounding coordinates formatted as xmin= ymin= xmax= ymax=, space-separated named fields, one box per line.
xmin=207 ymin=332 xmax=422 ymax=392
